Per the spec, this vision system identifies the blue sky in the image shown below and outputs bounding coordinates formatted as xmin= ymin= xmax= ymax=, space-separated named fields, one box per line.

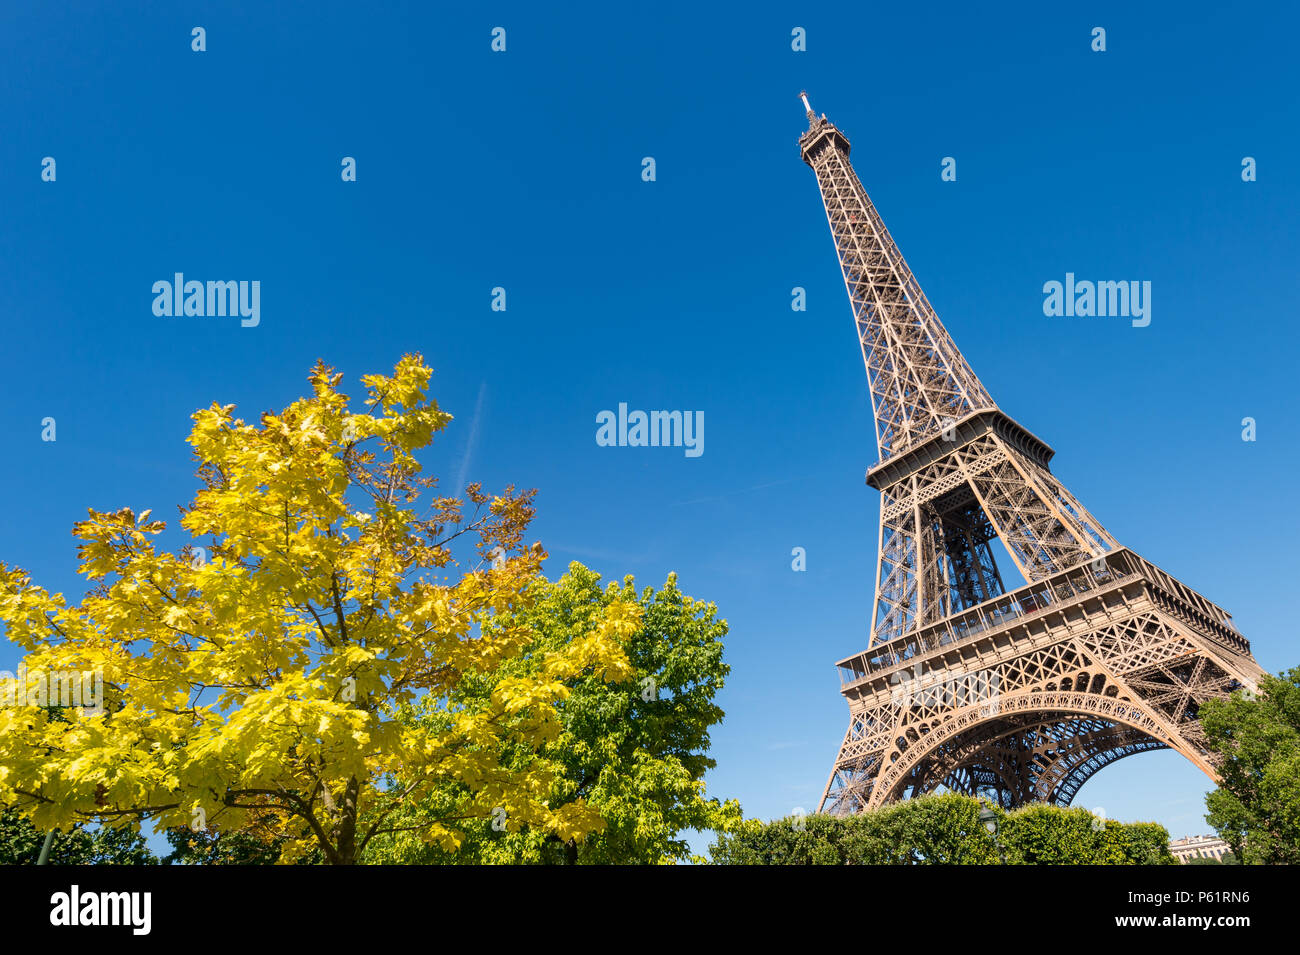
xmin=2 ymin=1 xmax=1298 ymax=849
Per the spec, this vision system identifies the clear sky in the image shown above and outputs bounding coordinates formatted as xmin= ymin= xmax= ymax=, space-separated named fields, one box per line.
xmin=2 ymin=1 xmax=1297 ymax=849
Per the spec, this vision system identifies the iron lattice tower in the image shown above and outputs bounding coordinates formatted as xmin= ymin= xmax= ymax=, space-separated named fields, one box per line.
xmin=798 ymin=93 xmax=1265 ymax=813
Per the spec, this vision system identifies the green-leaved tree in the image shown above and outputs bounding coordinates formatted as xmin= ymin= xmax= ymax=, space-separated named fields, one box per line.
xmin=709 ymin=794 xmax=1172 ymax=865
xmin=367 ymin=563 xmax=740 ymax=864
xmin=1201 ymin=667 xmax=1300 ymax=865
xmin=0 ymin=808 xmax=157 ymax=865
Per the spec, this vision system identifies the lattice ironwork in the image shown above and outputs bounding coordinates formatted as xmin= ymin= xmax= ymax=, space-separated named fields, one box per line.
xmin=798 ymin=93 xmax=1266 ymax=814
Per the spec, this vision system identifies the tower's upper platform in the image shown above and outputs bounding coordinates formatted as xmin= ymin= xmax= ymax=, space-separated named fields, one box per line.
xmin=798 ymin=92 xmax=851 ymax=166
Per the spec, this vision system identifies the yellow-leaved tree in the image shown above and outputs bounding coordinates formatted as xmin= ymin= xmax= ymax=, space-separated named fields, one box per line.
xmin=0 ymin=356 xmax=640 ymax=864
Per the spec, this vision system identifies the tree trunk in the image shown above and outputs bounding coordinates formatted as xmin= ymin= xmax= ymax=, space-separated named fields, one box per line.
xmin=333 ymin=777 xmax=362 ymax=864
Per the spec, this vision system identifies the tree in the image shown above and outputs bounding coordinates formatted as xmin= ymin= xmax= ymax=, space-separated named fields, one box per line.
xmin=708 ymin=814 xmax=858 ymax=865
xmin=995 ymin=804 xmax=1171 ymax=865
xmin=708 ymin=795 xmax=1173 ymax=865
xmin=709 ymin=795 xmax=1001 ymax=865
xmin=0 ymin=808 xmax=157 ymax=865
xmin=366 ymin=563 xmax=740 ymax=864
xmin=850 ymin=793 xmax=1002 ymax=864
xmin=161 ymin=826 xmax=294 ymax=865
xmin=0 ymin=356 xmax=641 ymax=864
xmin=1186 ymin=852 xmax=1239 ymax=865
xmin=1200 ymin=667 xmax=1300 ymax=865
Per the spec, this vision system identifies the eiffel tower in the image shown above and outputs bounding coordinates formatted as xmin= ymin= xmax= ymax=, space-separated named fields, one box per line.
xmin=798 ymin=93 xmax=1265 ymax=814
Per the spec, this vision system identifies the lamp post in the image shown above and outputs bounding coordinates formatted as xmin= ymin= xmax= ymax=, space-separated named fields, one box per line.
xmin=979 ymin=806 xmax=1004 ymax=863
xmin=979 ymin=807 xmax=998 ymax=835
xmin=36 ymin=829 xmax=56 ymax=865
